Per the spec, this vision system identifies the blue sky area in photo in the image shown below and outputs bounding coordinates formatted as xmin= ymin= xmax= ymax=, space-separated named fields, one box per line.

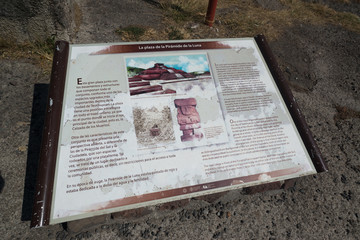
xmin=126 ymin=54 xmax=210 ymax=73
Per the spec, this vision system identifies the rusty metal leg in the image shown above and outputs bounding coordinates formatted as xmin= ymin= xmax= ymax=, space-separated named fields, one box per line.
xmin=205 ymin=0 xmax=218 ymax=27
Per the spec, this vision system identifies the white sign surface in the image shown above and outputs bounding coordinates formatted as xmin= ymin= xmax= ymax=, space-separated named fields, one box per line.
xmin=50 ymin=39 xmax=316 ymax=224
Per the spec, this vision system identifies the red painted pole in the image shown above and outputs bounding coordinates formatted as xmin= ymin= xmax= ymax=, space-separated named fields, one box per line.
xmin=205 ymin=0 xmax=218 ymax=27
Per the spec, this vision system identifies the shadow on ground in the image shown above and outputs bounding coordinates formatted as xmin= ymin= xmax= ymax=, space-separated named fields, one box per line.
xmin=21 ymin=84 xmax=48 ymax=221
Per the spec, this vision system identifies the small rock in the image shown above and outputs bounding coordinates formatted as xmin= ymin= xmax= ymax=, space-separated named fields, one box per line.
xmin=203 ymin=209 xmax=209 ymax=215
xmin=191 ymin=23 xmax=199 ymax=29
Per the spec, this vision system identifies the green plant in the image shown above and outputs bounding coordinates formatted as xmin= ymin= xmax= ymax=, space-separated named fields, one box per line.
xmin=35 ymin=35 xmax=56 ymax=55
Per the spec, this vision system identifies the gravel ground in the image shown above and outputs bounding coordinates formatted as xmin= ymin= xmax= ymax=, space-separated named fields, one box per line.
xmin=0 ymin=0 xmax=359 ymax=239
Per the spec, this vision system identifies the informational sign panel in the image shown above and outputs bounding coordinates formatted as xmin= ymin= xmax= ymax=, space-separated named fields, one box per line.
xmin=31 ymin=37 xmax=326 ymax=227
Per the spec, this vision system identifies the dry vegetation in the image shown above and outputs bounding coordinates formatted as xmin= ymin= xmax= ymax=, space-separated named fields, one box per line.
xmin=334 ymin=105 xmax=360 ymax=121
xmin=117 ymin=0 xmax=360 ymax=41
xmin=0 ymin=37 xmax=54 ymax=74
xmin=216 ymin=0 xmax=360 ymax=39
xmin=1 ymin=0 xmax=359 ymax=70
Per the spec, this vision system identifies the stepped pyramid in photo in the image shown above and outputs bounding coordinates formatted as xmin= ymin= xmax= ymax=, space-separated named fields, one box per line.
xmin=129 ymin=63 xmax=195 ymax=82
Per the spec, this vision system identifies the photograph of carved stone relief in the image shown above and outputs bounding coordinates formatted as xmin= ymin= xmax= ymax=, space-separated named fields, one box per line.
xmin=174 ymin=98 xmax=204 ymax=142
xmin=126 ymin=54 xmax=211 ymax=96
xmin=132 ymin=105 xmax=175 ymax=147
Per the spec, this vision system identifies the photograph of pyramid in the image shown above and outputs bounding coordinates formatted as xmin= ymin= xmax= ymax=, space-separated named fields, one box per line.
xmin=126 ymin=54 xmax=211 ymax=96
xmin=129 ymin=63 xmax=195 ymax=81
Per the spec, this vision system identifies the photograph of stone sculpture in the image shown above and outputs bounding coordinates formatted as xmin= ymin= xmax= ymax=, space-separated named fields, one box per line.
xmin=174 ymin=98 xmax=204 ymax=142
xmin=126 ymin=54 xmax=211 ymax=96
xmin=132 ymin=105 xmax=175 ymax=147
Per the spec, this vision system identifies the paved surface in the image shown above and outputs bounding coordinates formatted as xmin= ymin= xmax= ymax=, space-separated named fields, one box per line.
xmin=0 ymin=0 xmax=359 ymax=239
